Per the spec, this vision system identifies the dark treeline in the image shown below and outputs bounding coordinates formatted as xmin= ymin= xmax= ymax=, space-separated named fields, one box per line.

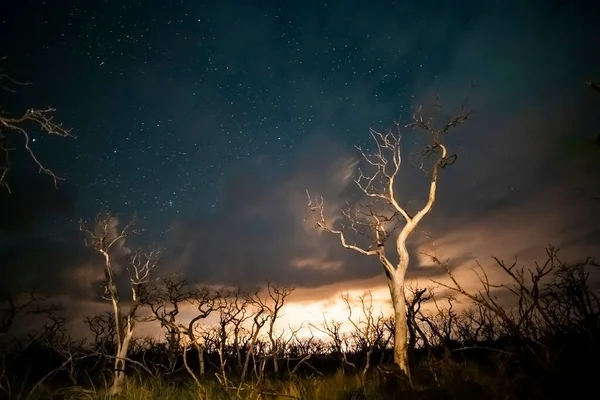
xmin=0 ymin=247 xmax=598 ymax=399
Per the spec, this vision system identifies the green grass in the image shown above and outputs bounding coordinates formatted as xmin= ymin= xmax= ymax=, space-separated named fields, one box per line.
xmin=9 ymin=368 xmax=424 ymax=400
xmin=18 ymin=374 xmax=375 ymax=400
xmin=10 ymin=363 xmax=509 ymax=400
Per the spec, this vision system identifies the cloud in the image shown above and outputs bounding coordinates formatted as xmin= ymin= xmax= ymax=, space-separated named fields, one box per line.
xmin=0 ymin=216 xmax=134 ymax=300
xmin=160 ymin=110 xmax=599 ymax=294
xmin=0 ymin=230 xmax=84 ymax=291
xmin=158 ymin=1 xmax=600 ymax=299
xmin=0 ymin=170 xmax=77 ymax=233
xmin=3 ymin=0 xmax=600 ymax=338
xmin=161 ymin=133 xmax=381 ymax=288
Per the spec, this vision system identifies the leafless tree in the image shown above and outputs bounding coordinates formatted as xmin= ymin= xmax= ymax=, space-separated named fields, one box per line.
xmin=310 ymin=315 xmax=355 ymax=372
xmin=214 ymin=287 xmax=250 ymax=386
xmin=405 ymin=286 xmax=432 ymax=356
xmin=429 ymin=246 xmax=600 ymax=371
xmin=84 ymin=311 xmax=116 ymax=355
xmin=144 ymin=273 xmax=198 ymax=374
xmin=178 ymin=285 xmax=220 ymax=391
xmin=240 ymin=291 xmax=268 ymax=383
xmin=0 ymin=58 xmax=73 ymax=192
xmin=0 ymin=291 xmax=56 ymax=394
xmin=0 ymin=291 xmax=47 ymax=339
xmin=307 ymin=100 xmax=471 ymax=380
xmin=263 ymin=282 xmax=293 ymax=377
xmin=281 ymin=324 xmax=319 ymax=377
xmin=79 ymin=212 xmax=159 ymax=395
xmin=28 ymin=306 xmax=91 ymax=395
xmin=341 ymin=291 xmax=387 ymax=382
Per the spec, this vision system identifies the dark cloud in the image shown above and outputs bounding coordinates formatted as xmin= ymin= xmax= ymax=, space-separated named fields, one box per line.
xmin=0 ymin=230 xmax=92 ymax=296
xmin=161 ymin=118 xmax=598 ymax=291
xmin=0 ymin=218 xmax=134 ymax=301
xmin=2 ymin=0 xmax=600 ymax=321
xmin=0 ymin=170 xmax=77 ymax=233
xmin=162 ymin=133 xmax=379 ymax=288
xmin=158 ymin=1 xmax=600 ymax=293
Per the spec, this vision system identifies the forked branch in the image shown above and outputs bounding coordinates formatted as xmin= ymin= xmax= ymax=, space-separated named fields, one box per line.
xmin=0 ymin=64 xmax=74 ymax=192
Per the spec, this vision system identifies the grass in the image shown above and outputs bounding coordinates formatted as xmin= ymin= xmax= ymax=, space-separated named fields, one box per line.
xmin=14 ymin=373 xmax=382 ymax=400
xmin=10 ymin=361 xmax=533 ymax=400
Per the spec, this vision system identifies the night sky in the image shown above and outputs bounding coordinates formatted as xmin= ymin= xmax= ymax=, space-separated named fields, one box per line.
xmin=1 ymin=0 xmax=599 ymax=318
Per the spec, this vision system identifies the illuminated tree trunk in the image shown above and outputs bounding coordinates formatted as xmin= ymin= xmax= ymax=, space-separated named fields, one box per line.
xmin=390 ymin=273 xmax=410 ymax=379
xmin=110 ymin=327 xmax=134 ymax=395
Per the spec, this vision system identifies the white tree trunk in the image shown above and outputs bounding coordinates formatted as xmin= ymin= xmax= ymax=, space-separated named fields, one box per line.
xmin=391 ymin=283 xmax=410 ymax=377
xmin=109 ymin=328 xmax=134 ymax=395
xmin=388 ymin=263 xmax=411 ymax=382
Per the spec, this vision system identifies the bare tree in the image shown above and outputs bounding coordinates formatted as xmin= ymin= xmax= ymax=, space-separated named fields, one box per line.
xmin=84 ymin=311 xmax=116 ymax=353
xmin=280 ymin=323 xmax=318 ymax=377
xmin=405 ymin=286 xmax=432 ymax=357
xmin=0 ymin=291 xmax=55 ymax=394
xmin=28 ymin=306 xmax=90 ymax=394
xmin=178 ymin=285 xmax=220 ymax=390
xmin=0 ymin=292 xmax=46 ymax=339
xmin=309 ymin=315 xmax=355 ymax=372
xmin=0 ymin=59 xmax=73 ymax=192
xmin=263 ymin=282 xmax=293 ymax=377
xmin=429 ymin=246 xmax=600 ymax=371
xmin=144 ymin=273 xmax=197 ymax=374
xmin=307 ymin=101 xmax=471 ymax=380
xmin=213 ymin=287 xmax=250 ymax=386
xmin=79 ymin=212 xmax=159 ymax=395
xmin=240 ymin=291 xmax=268 ymax=382
xmin=341 ymin=291 xmax=388 ymax=382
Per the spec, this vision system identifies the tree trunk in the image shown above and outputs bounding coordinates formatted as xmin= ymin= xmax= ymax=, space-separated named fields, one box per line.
xmin=109 ymin=328 xmax=134 ymax=395
xmin=271 ymin=339 xmax=279 ymax=376
xmin=389 ymin=276 xmax=411 ymax=383
xmin=241 ymin=336 xmax=258 ymax=381
xmin=167 ymin=330 xmax=178 ymax=373
xmin=197 ymin=344 xmax=206 ymax=376
xmin=109 ymin=369 xmax=126 ymax=396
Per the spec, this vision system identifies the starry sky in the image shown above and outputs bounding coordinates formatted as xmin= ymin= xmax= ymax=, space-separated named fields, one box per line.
xmin=1 ymin=0 xmax=599 ymax=318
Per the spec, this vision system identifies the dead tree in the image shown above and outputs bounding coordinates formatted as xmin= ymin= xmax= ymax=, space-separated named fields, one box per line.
xmin=214 ymin=288 xmax=251 ymax=386
xmin=179 ymin=286 xmax=220 ymax=389
xmin=310 ymin=315 xmax=355 ymax=372
xmin=280 ymin=324 xmax=317 ymax=377
xmin=0 ymin=60 xmax=73 ymax=192
xmin=84 ymin=311 xmax=116 ymax=354
xmin=430 ymin=246 xmax=600 ymax=372
xmin=405 ymin=286 xmax=432 ymax=356
xmin=28 ymin=307 xmax=89 ymax=394
xmin=263 ymin=282 xmax=293 ymax=377
xmin=144 ymin=273 xmax=198 ymax=374
xmin=79 ymin=212 xmax=159 ymax=395
xmin=341 ymin=291 xmax=387 ymax=382
xmin=240 ymin=291 xmax=269 ymax=382
xmin=0 ymin=292 xmax=47 ymax=338
xmin=307 ymin=101 xmax=471 ymax=380
xmin=0 ymin=291 xmax=53 ymax=394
